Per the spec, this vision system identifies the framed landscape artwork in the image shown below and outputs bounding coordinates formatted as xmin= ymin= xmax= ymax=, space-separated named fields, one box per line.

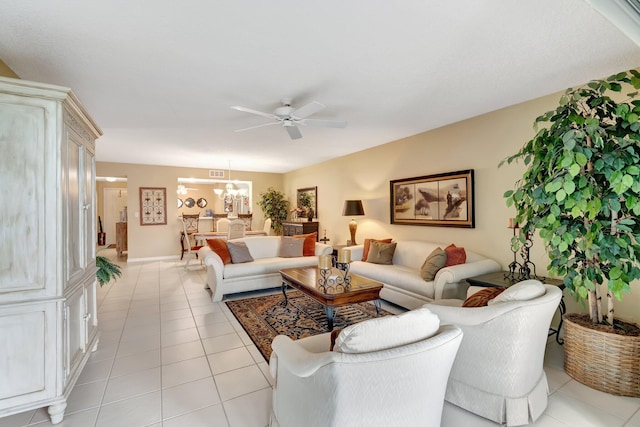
xmin=390 ymin=169 xmax=475 ymax=228
xmin=296 ymin=186 xmax=318 ymax=219
xmin=139 ymin=187 xmax=167 ymax=225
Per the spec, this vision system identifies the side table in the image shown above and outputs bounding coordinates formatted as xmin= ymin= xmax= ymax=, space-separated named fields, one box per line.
xmin=466 ymin=271 xmax=566 ymax=345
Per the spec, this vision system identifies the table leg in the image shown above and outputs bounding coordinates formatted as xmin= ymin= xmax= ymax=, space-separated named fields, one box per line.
xmin=281 ymin=281 xmax=289 ymax=307
xmin=326 ymin=306 xmax=336 ymax=330
xmin=374 ymin=299 xmax=381 ymax=316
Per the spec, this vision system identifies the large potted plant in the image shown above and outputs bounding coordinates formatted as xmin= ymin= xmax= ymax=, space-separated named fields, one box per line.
xmin=502 ymin=69 xmax=640 ymax=396
xmin=257 ymin=187 xmax=289 ymax=235
xmin=96 ymin=255 xmax=122 ymax=287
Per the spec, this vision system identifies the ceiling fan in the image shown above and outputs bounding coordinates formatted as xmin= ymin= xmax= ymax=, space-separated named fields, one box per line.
xmin=231 ymin=98 xmax=347 ymax=140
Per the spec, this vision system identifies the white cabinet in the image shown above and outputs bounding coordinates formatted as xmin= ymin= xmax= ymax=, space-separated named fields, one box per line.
xmin=0 ymin=77 xmax=102 ymax=424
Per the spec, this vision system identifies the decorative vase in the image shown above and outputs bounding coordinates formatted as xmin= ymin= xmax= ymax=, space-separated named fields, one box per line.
xmin=306 ymin=208 xmax=314 ymax=221
xmin=563 ymin=313 xmax=640 ymax=397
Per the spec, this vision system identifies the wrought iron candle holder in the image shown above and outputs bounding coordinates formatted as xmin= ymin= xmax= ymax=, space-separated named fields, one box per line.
xmin=505 ymin=218 xmax=542 ymax=282
xmin=317 ymin=266 xmax=350 ymax=293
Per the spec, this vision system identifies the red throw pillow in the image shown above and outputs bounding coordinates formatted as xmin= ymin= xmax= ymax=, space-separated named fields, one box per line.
xmin=293 ymin=232 xmax=317 ymax=256
xmin=206 ymin=239 xmax=232 ymax=265
xmin=462 ymin=287 xmax=506 ymax=307
xmin=362 ymin=238 xmax=393 ymax=261
xmin=444 ymin=243 xmax=466 ymax=266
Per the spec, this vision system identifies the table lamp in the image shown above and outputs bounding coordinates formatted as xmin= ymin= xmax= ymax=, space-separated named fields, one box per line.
xmin=342 ymin=200 xmax=365 ymax=245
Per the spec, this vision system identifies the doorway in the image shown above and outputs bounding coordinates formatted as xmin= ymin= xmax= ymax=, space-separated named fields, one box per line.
xmin=103 ymin=188 xmax=128 ymax=246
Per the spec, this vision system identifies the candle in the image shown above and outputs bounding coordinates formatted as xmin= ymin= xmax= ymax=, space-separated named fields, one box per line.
xmin=318 ymin=254 xmax=332 ymax=270
xmin=338 ymin=249 xmax=351 ymax=263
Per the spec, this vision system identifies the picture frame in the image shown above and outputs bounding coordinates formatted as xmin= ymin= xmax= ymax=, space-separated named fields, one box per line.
xmin=390 ymin=169 xmax=474 ymax=228
xmin=296 ymin=186 xmax=317 ymax=220
xmin=139 ymin=187 xmax=167 ymax=225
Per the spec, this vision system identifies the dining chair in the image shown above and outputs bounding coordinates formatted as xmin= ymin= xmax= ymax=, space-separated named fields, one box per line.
xmin=180 ymin=213 xmax=200 ymax=260
xmin=228 ymin=219 xmax=246 ymax=240
xmin=263 ymin=218 xmax=272 ymax=235
xmin=181 ymin=218 xmax=204 ymax=269
xmin=216 ymin=218 xmax=230 ymax=233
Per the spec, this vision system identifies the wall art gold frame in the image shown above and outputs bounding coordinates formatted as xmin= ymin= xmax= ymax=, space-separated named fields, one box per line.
xmin=390 ymin=169 xmax=474 ymax=228
xmin=140 ymin=187 xmax=167 ymax=225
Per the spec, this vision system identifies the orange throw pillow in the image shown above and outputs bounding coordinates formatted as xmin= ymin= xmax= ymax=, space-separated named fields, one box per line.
xmin=462 ymin=287 xmax=506 ymax=307
xmin=206 ymin=239 xmax=232 ymax=265
xmin=362 ymin=238 xmax=393 ymax=261
xmin=293 ymin=232 xmax=317 ymax=256
xmin=444 ymin=243 xmax=466 ymax=267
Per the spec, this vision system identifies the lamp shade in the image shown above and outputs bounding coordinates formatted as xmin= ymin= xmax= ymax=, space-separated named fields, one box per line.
xmin=342 ymin=200 xmax=365 ymax=216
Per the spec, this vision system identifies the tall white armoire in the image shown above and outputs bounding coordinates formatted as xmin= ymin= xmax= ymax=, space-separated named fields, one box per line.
xmin=0 ymin=77 xmax=102 ymax=424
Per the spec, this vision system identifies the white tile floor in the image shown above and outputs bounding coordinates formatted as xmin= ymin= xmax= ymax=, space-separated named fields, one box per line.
xmin=1 ymin=249 xmax=639 ymax=427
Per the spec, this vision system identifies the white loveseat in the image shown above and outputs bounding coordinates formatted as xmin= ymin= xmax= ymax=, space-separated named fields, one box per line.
xmin=199 ymin=236 xmax=332 ymax=302
xmin=345 ymin=241 xmax=501 ymax=309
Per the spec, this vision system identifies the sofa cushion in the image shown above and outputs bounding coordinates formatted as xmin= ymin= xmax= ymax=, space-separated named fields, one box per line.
xmin=420 ymin=247 xmax=446 ymax=281
xmin=227 ymin=241 xmax=255 ymax=263
xmin=223 ymin=256 xmax=319 ymax=278
xmin=462 ymin=287 xmax=506 ymax=307
xmin=279 ymin=237 xmax=304 ymax=258
xmin=350 ymin=261 xmax=436 ymax=299
xmin=206 ymin=239 xmax=232 ymax=265
xmin=488 ymin=279 xmax=545 ymax=305
xmin=366 ymin=241 xmax=397 ymax=265
xmin=334 ymin=307 xmax=440 ymax=353
xmin=362 ymin=238 xmax=393 ymax=261
xmin=444 ymin=243 xmax=466 ymax=266
xmin=293 ymin=232 xmax=317 ymax=256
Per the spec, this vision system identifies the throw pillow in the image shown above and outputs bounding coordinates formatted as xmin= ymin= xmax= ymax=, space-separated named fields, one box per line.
xmin=488 ymin=279 xmax=545 ymax=305
xmin=444 ymin=243 xmax=466 ymax=266
xmin=278 ymin=236 xmax=304 ymax=258
xmin=226 ymin=241 xmax=254 ymax=264
xmin=420 ymin=247 xmax=447 ymax=281
xmin=334 ymin=307 xmax=440 ymax=353
xmin=361 ymin=238 xmax=393 ymax=261
xmin=293 ymin=232 xmax=317 ymax=256
xmin=206 ymin=239 xmax=232 ymax=265
xmin=366 ymin=241 xmax=397 ymax=265
xmin=462 ymin=287 xmax=506 ymax=307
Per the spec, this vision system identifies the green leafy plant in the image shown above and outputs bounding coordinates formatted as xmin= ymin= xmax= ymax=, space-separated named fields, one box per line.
xmin=501 ymin=69 xmax=640 ymax=326
xmin=96 ymin=255 xmax=122 ymax=287
xmin=257 ymin=187 xmax=289 ymax=235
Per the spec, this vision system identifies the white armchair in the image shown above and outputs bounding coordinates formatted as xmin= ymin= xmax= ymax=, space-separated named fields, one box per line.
xmin=427 ymin=284 xmax=562 ymax=426
xmin=268 ymin=309 xmax=463 ymax=427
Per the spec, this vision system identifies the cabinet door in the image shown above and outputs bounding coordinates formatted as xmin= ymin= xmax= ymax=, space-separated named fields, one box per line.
xmin=0 ymin=302 xmax=57 ymax=409
xmin=83 ymin=148 xmax=95 ymax=264
xmin=84 ymin=279 xmax=98 ymax=346
xmin=65 ymin=136 xmax=84 ymax=286
xmin=64 ymin=286 xmax=86 ymax=384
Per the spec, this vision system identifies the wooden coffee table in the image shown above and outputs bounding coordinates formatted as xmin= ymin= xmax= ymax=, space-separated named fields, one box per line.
xmin=280 ymin=267 xmax=384 ymax=330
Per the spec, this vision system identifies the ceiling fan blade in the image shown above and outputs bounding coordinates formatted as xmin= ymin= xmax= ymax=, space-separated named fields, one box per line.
xmin=235 ymin=121 xmax=280 ymax=132
xmin=231 ymin=106 xmax=278 ymax=120
xmin=285 ymin=125 xmax=303 ymax=140
xmin=300 ymin=118 xmax=348 ymax=128
xmin=290 ymin=101 xmax=325 ymax=119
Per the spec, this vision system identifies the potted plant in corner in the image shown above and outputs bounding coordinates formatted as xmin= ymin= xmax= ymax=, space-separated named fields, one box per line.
xmin=257 ymin=187 xmax=289 ymax=235
xmin=96 ymin=255 xmax=122 ymax=287
xmin=502 ymin=69 xmax=640 ymax=396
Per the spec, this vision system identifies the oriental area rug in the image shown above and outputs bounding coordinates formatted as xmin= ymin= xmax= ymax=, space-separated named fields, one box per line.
xmin=226 ymin=290 xmax=392 ymax=361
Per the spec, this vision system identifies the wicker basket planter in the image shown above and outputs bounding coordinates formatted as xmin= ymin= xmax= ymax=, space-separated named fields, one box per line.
xmin=563 ymin=313 xmax=640 ymax=397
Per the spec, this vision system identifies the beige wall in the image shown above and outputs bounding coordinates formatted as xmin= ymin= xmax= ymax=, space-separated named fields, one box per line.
xmin=284 ymin=93 xmax=639 ymax=324
xmin=95 ymin=162 xmax=283 ymax=260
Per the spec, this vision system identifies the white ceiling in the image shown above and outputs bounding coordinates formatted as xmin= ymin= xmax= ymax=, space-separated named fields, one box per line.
xmin=2 ymin=0 xmax=640 ymax=173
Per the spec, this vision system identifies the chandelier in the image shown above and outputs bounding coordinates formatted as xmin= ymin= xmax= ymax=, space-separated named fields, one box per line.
xmin=214 ymin=162 xmax=246 ymax=200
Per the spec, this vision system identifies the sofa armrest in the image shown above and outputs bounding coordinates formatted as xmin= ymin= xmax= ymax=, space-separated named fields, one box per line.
xmin=199 ymin=247 xmax=225 ymax=301
xmin=432 ymin=259 xmax=501 ymax=299
xmin=344 ymin=244 xmax=364 ymax=262
xmin=314 ymin=243 xmax=333 ymax=256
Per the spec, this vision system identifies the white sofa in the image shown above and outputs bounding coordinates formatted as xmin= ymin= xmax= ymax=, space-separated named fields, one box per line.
xmin=344 ymin=241 xmax=501 ymax=309
xmin=199 ymin=236 xmax=333 ymax=301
